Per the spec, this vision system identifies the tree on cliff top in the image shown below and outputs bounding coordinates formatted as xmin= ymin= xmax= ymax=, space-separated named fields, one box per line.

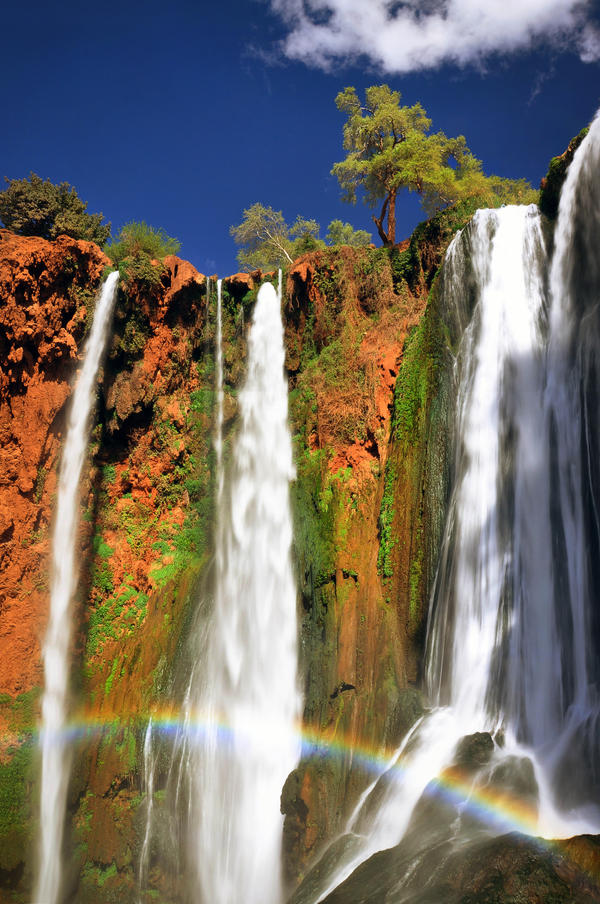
xmin=0 ymin=173 xmax=110 ymax=244
xmin=332 ymin=85 xmax=537 ymax=246
xmin=230 ymin=204 xmax=324 ymax=270
xmin=231 ymin=204 xmax=371 ymax=270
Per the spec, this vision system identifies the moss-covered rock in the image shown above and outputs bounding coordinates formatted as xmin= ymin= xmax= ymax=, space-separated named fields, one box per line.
xmin=539 ymin=127 xmax=590 ymax=220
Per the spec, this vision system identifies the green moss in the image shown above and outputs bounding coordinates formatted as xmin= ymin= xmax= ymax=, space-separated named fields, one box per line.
xmin=33 ymin=465 xmax=47 ymax=503
xmin=81 ymin=860 xmax=118 ymax=888
xmin=102 ymin=464 xmax=117 ymax=484
xmin=189 ymin=387 xmax=214 ymax=415
xmin=409 ymin=537 xmax=423 ymax=626
xmin=110 ymin=298 xmax=152 ymax=362
xmin=0 ymin=687 xmax=41 ymax=733
xmin=291 ymin=446 xmax=336 ymax=594
xmin=0 ymin=741 xmax=34 ymax=871
xmin=104 ymin=658 xmax=119 ymax=697
xmin=539 ymin=127 xmax=589 ymax=220
xmin=377 ymin=461 xmax=397 ymax=579
xmin=392 ymin=282 xmax=444 ymax=445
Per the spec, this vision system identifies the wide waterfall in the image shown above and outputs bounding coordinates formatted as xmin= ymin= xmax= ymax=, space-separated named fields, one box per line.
xmin=36 ymin=271 xmax=119 ymax=904
xmin=425 ymin=202 xmax=561 ymax=760
xmin=179 ymin=279 xmax=301 ymax=903
xmin=308 ymin=117 xmax=600 ymax=903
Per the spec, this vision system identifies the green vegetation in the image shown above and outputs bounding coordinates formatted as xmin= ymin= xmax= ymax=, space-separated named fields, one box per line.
xmin=230 ymin=203 xmax=373 ymax=271
xmin=105 ymin=221 xmax=180 ymax=286
xmin=0 ymin=742 xmax=34 ymax=871
xmin=332 ymin=84 xmax=538 ymax=245
xmin=291 ymin=446 xmax=337 ymax=593
xmin=0 ymin=172 xmax=110 ymax=243
xmin=392 ymin=295 xmax=444 ymax=444
xmin=326 ymin=219 xmax=371 ymax=247
xmin=539 ymin=126 xmax=589 ymax=220
xmin=230 ymin=203 xmax=323 ymax=270
xmin=377 ymin=461 xmax=397 ymax=579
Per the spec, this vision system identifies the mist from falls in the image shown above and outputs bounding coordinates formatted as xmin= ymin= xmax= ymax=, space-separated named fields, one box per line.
xmin=35 ymin=271 xmax=119 ymax=904
xmin=311 ymin=116 xmax=600 ymax=902
xmin=171 ymin=278 xmax=301 ymax=904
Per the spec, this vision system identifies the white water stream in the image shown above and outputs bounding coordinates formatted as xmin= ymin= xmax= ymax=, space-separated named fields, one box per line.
xmin=36 ymin=271 xmax=119 ymax=904
xmin=215 ymin=278 xmax=224 ymax=500
xmin=182 ymin=278 xmax=301 ymax=904
xmin=312 ymin=117 xmax=600 ymax=901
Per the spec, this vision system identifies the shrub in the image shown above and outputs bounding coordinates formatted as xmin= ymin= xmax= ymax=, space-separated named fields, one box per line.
xmin=105 ymin=221 xmax=181 ymax=286
xmin=105 ymin=221 xmax=180 ymax=264
xmin=0 ymin=173 xmax=110 ymax=244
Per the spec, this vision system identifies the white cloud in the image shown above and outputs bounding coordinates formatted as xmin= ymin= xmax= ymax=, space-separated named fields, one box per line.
xmin=267 ymin=0 xmax=600 ymax=71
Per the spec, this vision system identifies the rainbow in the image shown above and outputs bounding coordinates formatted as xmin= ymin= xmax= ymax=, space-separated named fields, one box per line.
xmin=0 ymin=704 xmax=547 ymax=836
xmin=4 ymin=704 xmax=599 ymax=891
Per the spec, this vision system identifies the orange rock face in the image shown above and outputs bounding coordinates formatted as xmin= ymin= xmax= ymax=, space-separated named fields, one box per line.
xmin=0 ymin=235 xmax=208 ymax=702
xmin=0 ymin=230 xmax=109 ymax=697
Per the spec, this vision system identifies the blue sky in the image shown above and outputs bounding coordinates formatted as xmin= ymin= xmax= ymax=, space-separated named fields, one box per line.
xmin=2 ymin=0 xmax=599 ymax=276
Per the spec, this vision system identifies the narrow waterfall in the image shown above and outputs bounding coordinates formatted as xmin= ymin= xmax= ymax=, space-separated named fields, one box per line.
xmin=35 ymin=271 xmax=119 ymax=904
xmin=313 ymin=124 xmax=600 ymax=901
xmin=185 ymin=279 xmax=301 ymax=904
xmin=215 ymin=278 xmax=224 ymax=500
xmin=137 ymin=718 xmax=156 ymax=901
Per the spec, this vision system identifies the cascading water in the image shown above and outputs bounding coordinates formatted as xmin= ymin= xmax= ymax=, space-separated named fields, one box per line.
xmin=310 ymin=119 xmax=600 ymax=902
xmin=214 ymin=277 xmax=224 ymax=499
xmin=542 ymin=110 xmax=600 ymax=810
xmin=181 ymin=278 xmax=301 ymax=904
xmin=35 ymin=271 xmax=119 ymax=904
xmin=426 ymin=204 xmax=552 ymax=734
xmin=137 ymin=718 xmax=156 ymax=901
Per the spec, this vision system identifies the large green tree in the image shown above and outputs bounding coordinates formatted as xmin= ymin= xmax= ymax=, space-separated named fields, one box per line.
xmin=332 ymin=85 xmax=537 ymax=245
xmin=0 ymin=173 xmax=110 ymax=244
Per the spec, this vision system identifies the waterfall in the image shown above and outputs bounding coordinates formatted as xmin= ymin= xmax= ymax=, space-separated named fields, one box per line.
xmin=312 ymin=124 xmax=600 ymax=899
xmin=35 ymin=271 xmax=119 ymax=904
xmin=542 ymin=111 xmax=600 ymax=808
xmin=184 ymin=279 xmax=301 ymax=904
xmin=137 ymin=718 xmax=156 ymax=902
xmin=215 ymin=278 xmax=224 ymax=501
xmin=427 ymin=204 xmax=551 ymax=731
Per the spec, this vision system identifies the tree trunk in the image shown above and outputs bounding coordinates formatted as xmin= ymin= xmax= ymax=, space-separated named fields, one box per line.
xmin=373 ymin=190 xmax=397 ymax=246
xmin=386 ymin=188 xmax=397 ymax=245
xmin=373 ymin=195 xmax=390 ymax=246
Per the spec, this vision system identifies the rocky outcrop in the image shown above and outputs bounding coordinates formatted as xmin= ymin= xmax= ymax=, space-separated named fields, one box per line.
xmin=320 ymin=830 xmax=600 ymax=903
xmin=317 ymin=731 xmax=599 ymax=904
xmin=539 ymin=127 xmax=589 ymax=220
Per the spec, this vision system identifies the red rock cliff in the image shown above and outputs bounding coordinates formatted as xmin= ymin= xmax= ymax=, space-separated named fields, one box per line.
xmin=0 ymin=230 xmax=108 ymax=697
